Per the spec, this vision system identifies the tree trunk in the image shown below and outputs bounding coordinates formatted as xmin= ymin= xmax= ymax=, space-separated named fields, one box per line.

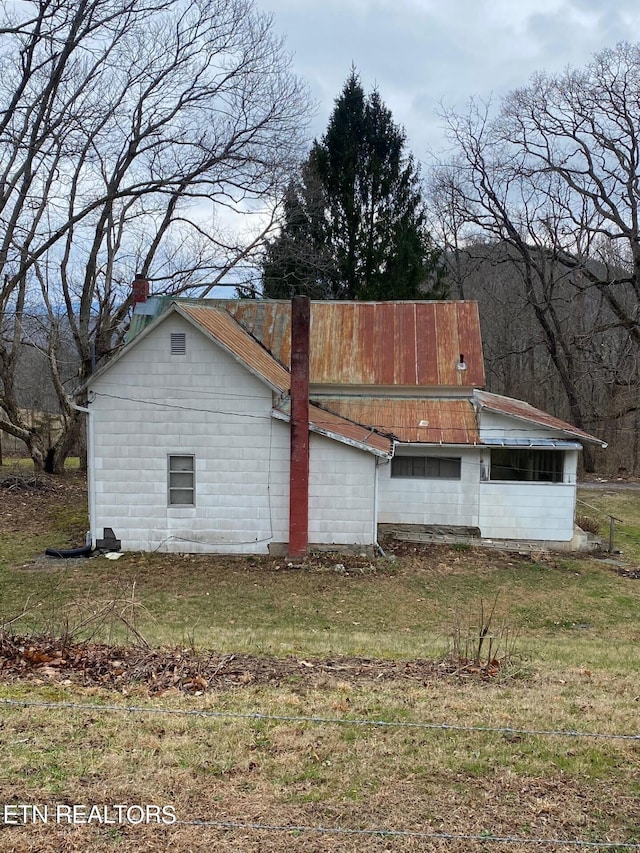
xmin=21 ymin=411 xmax=81 ymax=474
xmin=46 ymin=412 xmax=82 ymax=474
xmin=581 ymin=442 xmax=595 ymax=474
xmin=25 ymin=435 xmax=47 ymax=471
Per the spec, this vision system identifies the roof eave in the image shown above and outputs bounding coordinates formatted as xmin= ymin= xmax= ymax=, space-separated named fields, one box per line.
xmin=474 ymin=392 xmax=607 ymax=449
xmin=271 ymin=409 xmax=392 ymax=458
xmin=173 ymin=303 xmax=289 ymax=395
xmin=81 ymin=302 xmax=184 ymax=394
xmin=394 ymin=441 xmax=481 ymax=448
xmin=482 ymin=408 xmax=607 ymax=448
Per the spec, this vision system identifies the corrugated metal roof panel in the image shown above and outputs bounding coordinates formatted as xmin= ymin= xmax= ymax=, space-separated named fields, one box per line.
xmin=309 ymin=404 xmax=393 ymax=456
xmin=179 ymin=305 xmax=290 ymax=393
xmin=315 ymin=396 xmax=480 ymax=444
xmin=226 ymin=300 xmax=485 ymax=388
xmin=434 ymin=301 xmax=457 ymax=385
xmin=457 ymin=301 xmax=485 ymax=385
xmin=227 ymin=300 xmax=291 ymax=370
xmin=415 ymin=302 xmax=438 ymax=386
xmin=475 ymin=391 xmax=606 ymax=447
xmin=275 ymin=399 xmax=393 ymax=456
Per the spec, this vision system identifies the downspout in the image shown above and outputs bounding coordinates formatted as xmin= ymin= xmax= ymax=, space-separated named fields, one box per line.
xmin=71 ymin=401 xmax=96 ymax=549
xmin=473 ymin=395 xmax=484 ymax=533
xmin=288 ymin=295 xmax=310 ymax=557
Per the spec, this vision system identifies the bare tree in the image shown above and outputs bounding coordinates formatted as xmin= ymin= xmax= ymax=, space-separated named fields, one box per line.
xmin=432 ymin=44 xmax=640 ymax=472
xmin=0 ymin=0 xmax=310 ymax=471
xmin=500 ymin=43 xmax=640 ymax=345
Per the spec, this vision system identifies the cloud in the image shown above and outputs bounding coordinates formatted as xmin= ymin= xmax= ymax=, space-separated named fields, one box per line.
xmin=263 ymin=0 xmax=640 ymax=159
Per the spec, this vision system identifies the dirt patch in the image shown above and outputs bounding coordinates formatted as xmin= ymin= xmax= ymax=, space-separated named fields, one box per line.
xmin=0 ymin=472 xmax=87 ymax=538
xmin=15 ymin=555 xmax=91 ymax=572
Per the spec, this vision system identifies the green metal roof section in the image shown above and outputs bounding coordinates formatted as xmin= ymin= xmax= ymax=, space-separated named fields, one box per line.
xmin=124 ymin=296 xmax=176 ymax=342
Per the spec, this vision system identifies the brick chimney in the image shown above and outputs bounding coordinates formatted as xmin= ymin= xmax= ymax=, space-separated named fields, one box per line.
xmin=131 ymin=273 xmax=149 ymax=305
xmin=288 ymin=295 xmax=310 ymax=557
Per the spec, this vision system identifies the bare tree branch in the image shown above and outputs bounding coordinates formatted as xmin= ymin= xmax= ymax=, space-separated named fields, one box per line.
xmin=0 ymin=0 xmax=311 ymax=470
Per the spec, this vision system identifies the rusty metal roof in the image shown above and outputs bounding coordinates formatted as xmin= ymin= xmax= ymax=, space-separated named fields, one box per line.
xmin=274 ymin=399 xmax=393 ymax=456
xmin=178 ymin=304 xmax=290 ymax=393
xmin=123 ymin=300 xmax=604 ymax=450
xmin=316 ymin=396 xmax=480 ymax=444
xmin=224 ymin=300 xmax=485 ymax=388
xmin=474 ymin=391 xmax=607 ymax=447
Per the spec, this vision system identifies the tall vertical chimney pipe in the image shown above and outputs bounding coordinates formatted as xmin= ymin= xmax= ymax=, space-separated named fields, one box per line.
xmin=288 ymin=295 xmax=310 ymax=557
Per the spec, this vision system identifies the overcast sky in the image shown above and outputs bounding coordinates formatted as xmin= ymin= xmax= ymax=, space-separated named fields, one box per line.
xmin=261 ymin=0 xmax=640 ymax=163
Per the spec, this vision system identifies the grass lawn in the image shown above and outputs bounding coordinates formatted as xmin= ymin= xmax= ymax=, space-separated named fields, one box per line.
xmin=0 ymin=473 xmax=639 ymax=851
xmin=576 ymin=485 xmax=640 ymax=562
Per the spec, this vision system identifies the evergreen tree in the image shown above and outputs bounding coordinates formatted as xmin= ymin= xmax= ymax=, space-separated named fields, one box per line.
xmin=262 ymin=70 xmax=446 ymax=300
xmin=261 ymin=153 xmax=336 ymax=298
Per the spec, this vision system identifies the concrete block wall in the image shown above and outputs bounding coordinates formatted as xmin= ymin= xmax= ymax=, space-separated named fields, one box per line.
xmin=378 ymin=443 xmax=578 ymax=541
xmin=90 ymin=313 xmax=288 ymax=553
xmin=89 ymin=313 xmax=377 ymax=553
xmin=309 ymin=434 xmax=375 ymax=546
xmin=478 ymin=481 xmax=576 ymax=540
xmin=377 ymin=447 xmax=481 ymax=528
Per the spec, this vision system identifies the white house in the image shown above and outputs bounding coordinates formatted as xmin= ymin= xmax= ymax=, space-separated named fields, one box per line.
xmin=83 ymin=295 xmax=605 ymax=554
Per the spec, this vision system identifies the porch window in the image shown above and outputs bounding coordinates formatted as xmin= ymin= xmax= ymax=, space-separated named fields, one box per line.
xmin=391 ymin=456 xmax=461 ymax=479
xmin=489 ymin=448 xmax=564 ymax=483
xmin=168 ymin=454 xmax=195 ymax=505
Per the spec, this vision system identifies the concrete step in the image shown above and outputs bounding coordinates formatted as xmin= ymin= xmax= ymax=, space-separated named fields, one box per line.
xmin=392 ymin=530 xmax=602 ymax=555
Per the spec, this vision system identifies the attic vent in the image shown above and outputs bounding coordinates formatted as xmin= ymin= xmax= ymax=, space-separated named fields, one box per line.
xmin=170 ymin=332 xmax=186 ymax=355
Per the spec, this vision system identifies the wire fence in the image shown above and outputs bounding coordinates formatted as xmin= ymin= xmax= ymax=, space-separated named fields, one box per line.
xmin=1 ymin=697 xmax=639 ymax=741
xmin=1 ymin=697 xmax=639 ymax=848
xmin=174 ymin=819 xmax=640 ymax=849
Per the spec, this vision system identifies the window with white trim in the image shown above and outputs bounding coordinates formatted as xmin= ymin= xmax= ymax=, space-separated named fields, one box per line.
xmin=391 ymin=456 xmax=461 ymax=479
xmin=168 ymin=454 xmax=195 ymax=505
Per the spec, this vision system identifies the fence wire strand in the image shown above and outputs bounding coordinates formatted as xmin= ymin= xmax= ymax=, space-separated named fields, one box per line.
xmin=2 ymin=698 xmax=639 ymax=849
xmin=176 ymin=819 xmax=640 ymax=848
xmin=1 ymin=698 xmax=638 ymax=742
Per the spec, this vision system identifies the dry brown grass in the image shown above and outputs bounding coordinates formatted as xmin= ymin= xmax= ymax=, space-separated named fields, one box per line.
xmin=1 ymin=479 xmax=640 ymax=850
xmin=2 ymin=778 xmax=636 ymax=853
xmin=1 ymin=669 xmax=639 ymax=851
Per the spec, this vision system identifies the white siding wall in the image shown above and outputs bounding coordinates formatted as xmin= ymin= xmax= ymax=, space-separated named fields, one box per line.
xmin=309 ymin=434 xmax=375 ymax=545
xmin=377 ymin=447 xmax=481 ymax=527
xmin=377 ymin=442 xmax=579 ymax=541
xmin=478 ymin=482 xmax=576 ymax=540
xmin=90 ymin=314 xmax=288 ymax=553
xmin=477 ymin=412 xmax=580 ymax=540
xmin=89 ymin=314 xmax=376 ymax=553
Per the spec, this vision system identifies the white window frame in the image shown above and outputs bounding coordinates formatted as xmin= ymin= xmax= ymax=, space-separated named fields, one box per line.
xmin=391 ymin=455 xmax=462 ymax=479
xmin=168 ymin=454 xmax=195 ymax=506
